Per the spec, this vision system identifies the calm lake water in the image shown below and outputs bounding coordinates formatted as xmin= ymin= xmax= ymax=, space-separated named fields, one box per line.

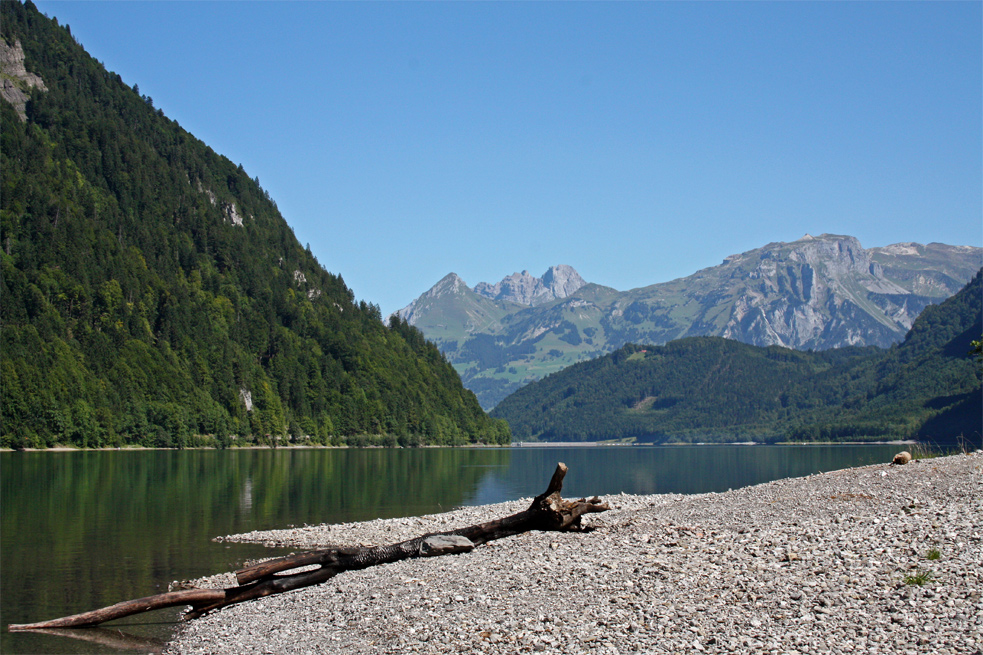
xmin=1 ymin=444 xmax=902 ymax=654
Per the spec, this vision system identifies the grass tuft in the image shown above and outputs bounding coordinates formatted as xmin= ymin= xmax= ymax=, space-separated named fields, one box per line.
xmin=903 ymin=569 xmax=934 ymax=586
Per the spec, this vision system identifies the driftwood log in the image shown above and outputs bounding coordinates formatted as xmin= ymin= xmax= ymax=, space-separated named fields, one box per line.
xmin=9 ymin=462 xmax=608 ymax=631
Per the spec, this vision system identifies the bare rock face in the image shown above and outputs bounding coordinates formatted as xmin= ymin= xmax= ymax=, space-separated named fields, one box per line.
xmin=474 ymin=271 xmax=541 ymax=305
xmin=720 ymin=234 xmax=924 ymax=349
xmin=0 ymin=38 xmax=47 ymax=121
xmin=542 ymin=264 xmax=589 ymax=300
xmin=223 ymin=203 xmax=244 ymax=227
xmin=426 ymin=273 xmax=468 ymax=298
xmin=474 ymin=265 xmax=587 ymax=306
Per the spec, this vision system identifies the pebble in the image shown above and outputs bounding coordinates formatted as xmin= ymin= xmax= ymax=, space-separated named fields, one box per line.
xmin=166 ymin=453 xmax=983 ymax=654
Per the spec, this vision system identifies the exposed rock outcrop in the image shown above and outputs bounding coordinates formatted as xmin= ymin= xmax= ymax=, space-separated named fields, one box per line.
xmin=719 ymin=234 xmax=915 ymax=348
xmin=0 ymin=38 xmax=47 ymax=121
xmin=473 ymin=265 xmax=587 ymax=306
xmin=223 ymin=203 xmax=244 ymax=227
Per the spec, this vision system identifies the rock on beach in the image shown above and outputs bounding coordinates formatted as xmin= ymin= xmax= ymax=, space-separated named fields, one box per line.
xmin=167 ymin=453 xmax=983 ymax=654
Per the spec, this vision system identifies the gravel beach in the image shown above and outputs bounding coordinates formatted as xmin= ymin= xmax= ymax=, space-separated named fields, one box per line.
xmin=167 ymin=453 xmax=982 ymax=654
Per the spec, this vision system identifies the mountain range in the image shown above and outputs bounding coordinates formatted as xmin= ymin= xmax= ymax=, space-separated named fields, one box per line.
xmin=398 ymin=235 xmax=982 ymax=409
xmin=491 ymin=270 xmax=982 ymax=446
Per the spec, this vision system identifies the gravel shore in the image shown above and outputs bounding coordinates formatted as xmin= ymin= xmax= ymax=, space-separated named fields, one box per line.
xmin=167 ymin=453 xmax=982 ymax=654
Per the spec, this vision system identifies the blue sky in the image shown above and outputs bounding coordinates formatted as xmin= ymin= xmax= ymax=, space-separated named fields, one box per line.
xmin=35 ymin=1 xmax=983 ymax=316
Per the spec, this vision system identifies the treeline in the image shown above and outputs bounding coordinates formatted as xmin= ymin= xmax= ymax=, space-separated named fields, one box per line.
xmin=0 ymin=1 xmax=510 ymax=449
xmin=492 ymin=271 xmax=982 ymax=447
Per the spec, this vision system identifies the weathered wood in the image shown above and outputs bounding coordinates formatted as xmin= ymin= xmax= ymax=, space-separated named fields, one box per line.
xmin=8 ymin=588 xmax=225 ymax=630
xmin=9 ymin=462 xmax=608 ymax=631
xmin=8 ymin=566 xmax=339 ymax=630
xmin=235 ymin=461 xmax=607 ymax=584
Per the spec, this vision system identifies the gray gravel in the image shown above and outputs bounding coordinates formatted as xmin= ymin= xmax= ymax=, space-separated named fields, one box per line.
xmin=167 ymin=453 xmax=983 ymax=654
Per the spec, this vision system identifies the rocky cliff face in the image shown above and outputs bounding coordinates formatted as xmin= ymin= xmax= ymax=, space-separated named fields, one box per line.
xmin=716 ymin=234 xmax=913 ymax=348
xmin=473 ymin=265 xmax=587 ymax=306
xmin=0 ymin=38 xmax=47 ymax=121
xmin=869 ymin=242 xmax=983 ymax=296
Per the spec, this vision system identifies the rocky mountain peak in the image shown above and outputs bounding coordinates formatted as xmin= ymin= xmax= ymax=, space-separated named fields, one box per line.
xmin=783 ymin=234 xmax=907 ymax=294
xmin=474 ymin=265 xmax=587 ymax=306
xmin=428 ymin=272 xmax=467 ymax=298
xmin=393 ymin=273 xmax=469 ymax=325
xmin=541 ymin=264 xmax=588 ymax=299
xmin=789 ymin=233 xmax=864 ymax=263
xmin=718 ymin=234 xmax=918 ymax=349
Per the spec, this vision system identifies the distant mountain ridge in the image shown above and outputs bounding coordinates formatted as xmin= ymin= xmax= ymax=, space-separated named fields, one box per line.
xmin=397 ymin=265 xmax=586 ymax=327
xmin=491 ymin=269 xmax=983 ymax=446
xmin=473 ymin=265 xmax=587 ymax=305
xmin=398 ymin=234 xmax=982 ymax=409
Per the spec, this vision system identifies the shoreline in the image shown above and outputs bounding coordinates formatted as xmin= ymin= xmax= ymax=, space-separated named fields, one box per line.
xmin=166 ymin=452 xmax=982 ymax=654
xmin=0 ymin=443 xmax=507 ymax=453
xmin=1 ymin=439 xmax=922 ymax=453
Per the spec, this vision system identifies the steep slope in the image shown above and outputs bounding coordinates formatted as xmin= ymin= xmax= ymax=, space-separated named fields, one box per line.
xmin=402 ymin=235 xmax=980 ymax=409
xmin=492 ymin=270 xmax=982 ymax=446
xmin=869 ymin=242 xmax=983 ymax=295
xmin=0 ymin=1 xmax=509 ymax=449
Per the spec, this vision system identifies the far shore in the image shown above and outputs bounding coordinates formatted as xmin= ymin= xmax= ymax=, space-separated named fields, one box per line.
xmin=0 ymin=438 xmax=926 ymax=453
xmin=0 ymin=443 xmax=507 ymax=453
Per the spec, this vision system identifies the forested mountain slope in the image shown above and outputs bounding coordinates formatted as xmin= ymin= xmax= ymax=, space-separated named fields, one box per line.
xmin=0 ymin=1 xmax=509 ymax=448
xmin=492 ymin=271 xmax=982 ymax=446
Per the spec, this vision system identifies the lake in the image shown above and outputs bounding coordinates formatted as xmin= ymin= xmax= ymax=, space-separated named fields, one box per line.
xmin=1 ymin=444 xmax=903 ymax=654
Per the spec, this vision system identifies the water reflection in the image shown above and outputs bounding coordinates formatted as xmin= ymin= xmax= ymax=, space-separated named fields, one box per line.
xmin=468 ymin=445 xmax=900 ymax=500
xmin=239 ymin=477 xmax=253 ymax=512
xmin=27 ymin=627 xmax=167 ymax=653
xmin=1 ymin=444 xmax=900 ymax=654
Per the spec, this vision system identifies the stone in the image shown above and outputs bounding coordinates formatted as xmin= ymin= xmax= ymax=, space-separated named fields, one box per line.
xmin=893 ymin=451 xmax=912 ymax=465
xmin=418 ymin=535 xmax=474 ymax=557
xmin=166 ymin=453 xmax=983 ymax=655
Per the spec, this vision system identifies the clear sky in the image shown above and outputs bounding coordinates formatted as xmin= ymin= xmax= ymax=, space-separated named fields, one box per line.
xmin=34 ymin=1 xmax=983 ymax=317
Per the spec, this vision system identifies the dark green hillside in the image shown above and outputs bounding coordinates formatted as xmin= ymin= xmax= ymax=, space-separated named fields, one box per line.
xmin=852 ymin=269 xmax=981 ymax=443
xmin=778 ymin=270 xmax=982 ymax=445
xmin=0 ymin=1 xmax=509 ymax=448
xmin=492 ymin=338 xmax=875 ymax=442
xmin=493 ymin=271 xmax=982 ymax=446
